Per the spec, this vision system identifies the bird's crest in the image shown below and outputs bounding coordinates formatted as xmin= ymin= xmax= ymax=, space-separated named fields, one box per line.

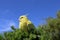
xmin=18 ymin=14 xmax=29 ymax=20
xmin=21 ymin=14 xmax=29 ymax=17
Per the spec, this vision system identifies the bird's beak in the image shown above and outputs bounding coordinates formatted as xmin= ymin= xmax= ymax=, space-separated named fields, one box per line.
xmin=19 ymin=19 xmax=21 ymax=22
xmin=19 ymin=20 xmax=21 ymax=22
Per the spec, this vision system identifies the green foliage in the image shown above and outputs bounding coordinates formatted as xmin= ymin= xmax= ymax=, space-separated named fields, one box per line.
xmin=0 ymin=34 xmax=4 ymax=40
xmin=3 ymin=27 xmax=40 ymax=40
xmin=11 ymin=26 xmax=16 ymax=31
xmin=57 ymin=10 xmax=60 ymax=18
xmin=0 ymin=10 xmax=60 ymax=40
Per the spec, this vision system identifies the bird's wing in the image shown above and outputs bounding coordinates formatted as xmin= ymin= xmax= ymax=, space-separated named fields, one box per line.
xmin=27 ymin=21 xmax=35 ymax=32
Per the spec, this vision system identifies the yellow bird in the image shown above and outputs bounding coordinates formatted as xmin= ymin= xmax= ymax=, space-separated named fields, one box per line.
xmin=19 ymin=15 xmax=35 ymax=32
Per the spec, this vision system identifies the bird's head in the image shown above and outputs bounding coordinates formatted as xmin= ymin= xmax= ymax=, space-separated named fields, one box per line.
xmin=19 ymin=15 xmax=28 ymax=22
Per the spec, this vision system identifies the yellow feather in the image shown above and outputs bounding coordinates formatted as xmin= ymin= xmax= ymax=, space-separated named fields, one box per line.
xmin=19 ymin=15 xmax=35 ymax=31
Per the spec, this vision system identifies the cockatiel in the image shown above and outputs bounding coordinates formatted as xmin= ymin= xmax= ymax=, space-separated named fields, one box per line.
xmin=19 ymin=15 xmax=35 ymax=32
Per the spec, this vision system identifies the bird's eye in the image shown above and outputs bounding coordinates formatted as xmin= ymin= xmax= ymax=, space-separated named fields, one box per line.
xmin=20 ymin=17 xmax=23 ymax=19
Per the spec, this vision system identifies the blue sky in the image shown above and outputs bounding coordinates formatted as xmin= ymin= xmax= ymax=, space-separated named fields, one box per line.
xmin=0 ymin=0 xmax=60 ymax=32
